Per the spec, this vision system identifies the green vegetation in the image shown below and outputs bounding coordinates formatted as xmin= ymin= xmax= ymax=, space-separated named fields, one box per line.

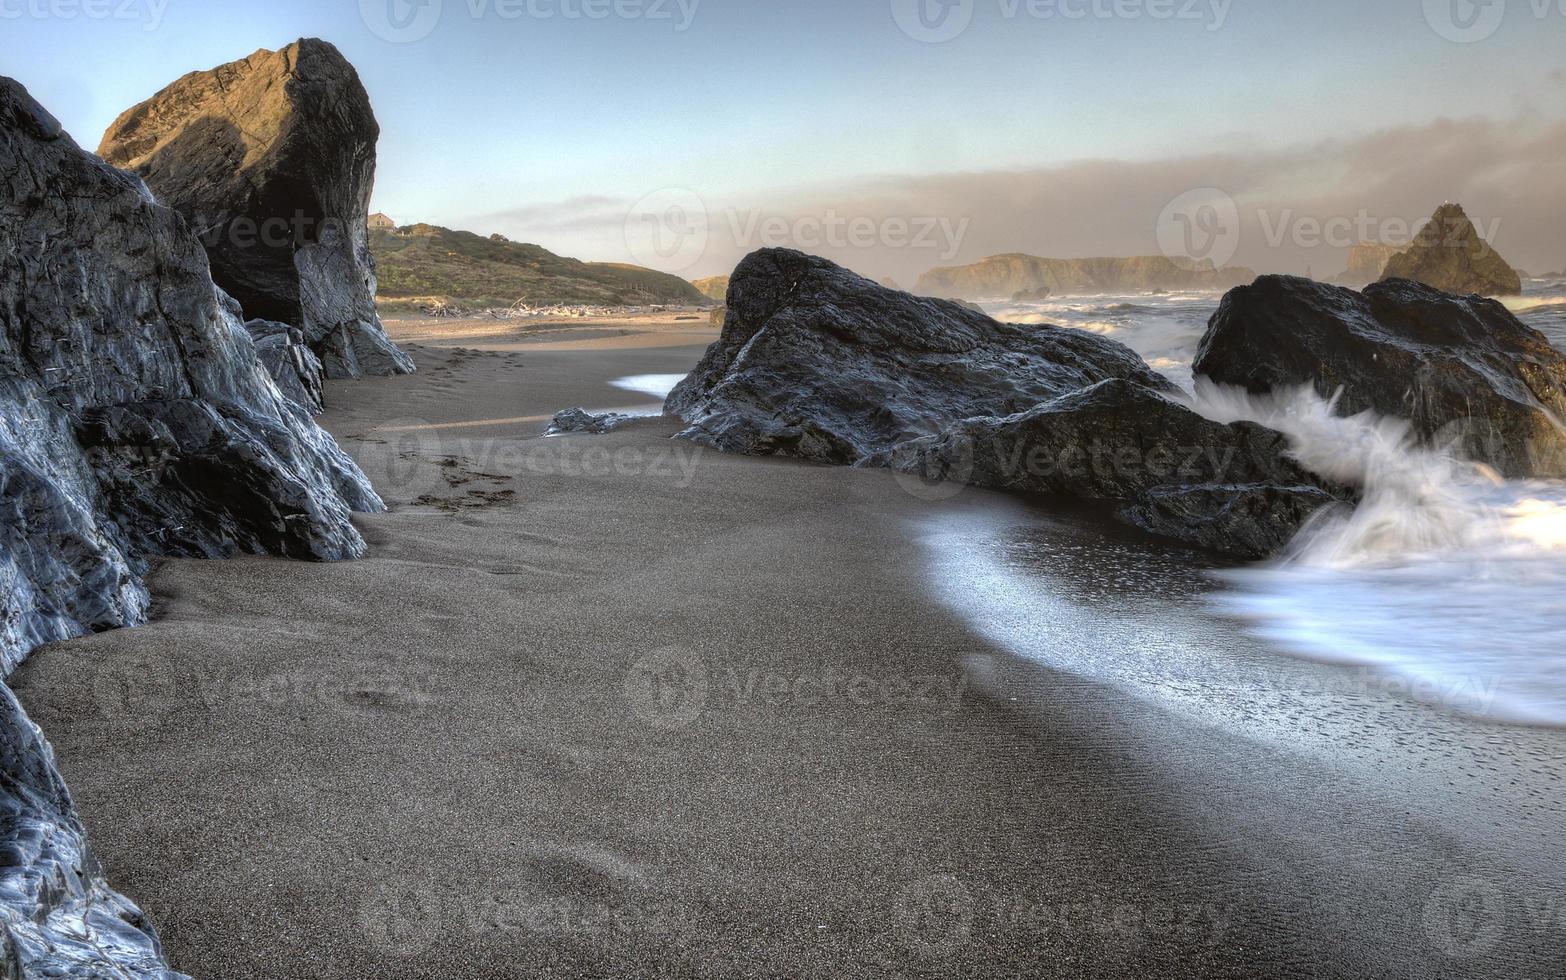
xmin=370 ymin=224 xmax=711 ymax=311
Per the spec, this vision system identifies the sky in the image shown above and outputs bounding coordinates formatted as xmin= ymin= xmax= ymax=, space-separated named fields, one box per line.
xmin=5 ymin=0 xmax=1565 ymax=284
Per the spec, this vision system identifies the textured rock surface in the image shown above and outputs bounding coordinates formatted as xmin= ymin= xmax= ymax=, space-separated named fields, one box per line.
xmin=668 ymin=249 xmax=1173 ymax=463
xmin=1380 ymin=204 xmax=1522 ymax=296
xmin=1196 ymin=275 xmax=1566 ymax=477
xmin=3 ymin=75 xmax=382 ymax=976
xmin=887 ymin=379 xmax=1345 ymax=560
xmin=916 ymin=253 xmax=1255 ymax=300
xmin=98 ymin=38 xmax=414 ymax=378
xmin=668 ymin=250 xmax=1332 ymax=555
xmin=547 ymin=408 xmax=636 ymax=436
xmin=247 ymin=319 xmax=326 ymax=413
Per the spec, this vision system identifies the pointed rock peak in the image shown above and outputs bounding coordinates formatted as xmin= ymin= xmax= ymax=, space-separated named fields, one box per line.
xmin=1381 ymin=202 xmax=1521 ymax=296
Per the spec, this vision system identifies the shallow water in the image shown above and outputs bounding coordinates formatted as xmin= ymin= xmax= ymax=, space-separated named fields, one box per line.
xmin=965 ymin=281 xmax=1566 ymax=727
xmin=612 ymin=373 xmax=687 ymax=400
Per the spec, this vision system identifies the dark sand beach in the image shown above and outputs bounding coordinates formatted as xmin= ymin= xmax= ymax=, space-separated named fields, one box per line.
xmin=12 ymin=316 xmax=1566 ymax=979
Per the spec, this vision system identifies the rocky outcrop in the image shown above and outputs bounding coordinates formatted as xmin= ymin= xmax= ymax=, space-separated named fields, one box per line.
xmin=3 ymin=75 xmax=382 ymax=976
xmin=1335 ymin=242 xmax=1403 ymax=285
xmin=98 ymin=39 xmax=415 ymax=378
xmin=1380 ymin=204 xmax=1522 ymax=296
xmin=246 ymin=319 xmax=326 ymax=413
xmin=668 ymin=250 xmax=1336 ymax=556
xmin=887 ymin=380 xmax=1343 ymax=560
xmin=692 ymin=275 xmax=730 ymax=303
xmin=1195 ymin=275 xmax=1566 ymax=478
xmin=916 ymin=254 xmax=1255 ymax=300
xmin=547 ymin=408 xmax=635 ymax=435
xmin=1011 ymin=286 xmax=1053 ymax=302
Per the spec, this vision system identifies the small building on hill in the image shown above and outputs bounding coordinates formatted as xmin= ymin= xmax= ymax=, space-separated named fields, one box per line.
xmin=368 ymin=212 xmax=397 ymax=231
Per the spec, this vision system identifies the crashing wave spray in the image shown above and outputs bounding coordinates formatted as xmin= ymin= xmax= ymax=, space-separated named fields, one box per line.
xmin=1190 ymin=380 xmax=1566 ymax=725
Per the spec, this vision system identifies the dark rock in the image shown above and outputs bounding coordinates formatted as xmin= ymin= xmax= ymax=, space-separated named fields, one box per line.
xmin=885 ymin=379 xmax=1347 ymax=560
xmin=247 ymin=319 xmax=325 ymax=412
xmin=547 ymin=408 xmax=636 ymax=436
xmin=3 ymin=74 xmax=382 ymax=976
xmin=1195 ymin=275 xmax=1566 ymax=477
xmin=1011 ymin=286 xmax=1053 ymax=302
xmin=1380 ymin=203 xmax=1522 ymax=296
xmin=98 ymin=38 xmax=415 ymax=378
xmin=668 ymin=249 xmax=1174 ymax=463
xmin=668 ymin=249 xmax=1332 ymax=556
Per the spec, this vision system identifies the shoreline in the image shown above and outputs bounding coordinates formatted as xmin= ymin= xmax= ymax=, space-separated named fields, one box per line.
xmin=10 ymin=322 xmax=1566 ymax=977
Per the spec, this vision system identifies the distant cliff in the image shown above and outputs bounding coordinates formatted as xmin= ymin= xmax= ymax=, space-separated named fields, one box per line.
xmin=1335 ymin=243 xmax=1403 ymax=285
xmin=693 ymin=275 xmax=729 ymax=303
xmin=371 ymin=224 xmax=712 ymax=310
xmin=916 ymin=254 xmax=1255 ymax=300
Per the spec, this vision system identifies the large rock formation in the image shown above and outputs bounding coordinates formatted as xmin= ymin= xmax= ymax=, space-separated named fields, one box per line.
xmin=3 ymin=75 xmax=381 ymax=975
xmin=98 ymin=39 xmax=414 ymax=378
xmin=1195 ymin=276 xmax=1566 ymax=478
xmin=667 ymin=249 xmax=1340 ymax=556
xmin=1380 ymin=203 xmax=1522 ymax=296
xmin=916 ymin=253 xmax=1255 ymax=300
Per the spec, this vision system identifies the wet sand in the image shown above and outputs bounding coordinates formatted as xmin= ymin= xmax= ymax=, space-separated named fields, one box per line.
xmin=11 ymin=320 xmax=1566 ymax=978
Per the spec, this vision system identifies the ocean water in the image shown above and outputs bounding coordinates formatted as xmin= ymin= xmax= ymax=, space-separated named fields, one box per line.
xmin=954 ymin=280 xmax=1566 ymax=727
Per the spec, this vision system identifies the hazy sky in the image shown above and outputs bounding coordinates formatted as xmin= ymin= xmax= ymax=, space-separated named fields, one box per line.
xmin=6 ymin=0 xmax=1564 ymax=282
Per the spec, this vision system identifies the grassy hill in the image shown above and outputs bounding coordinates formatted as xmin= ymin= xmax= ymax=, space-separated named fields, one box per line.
xmin=370 ymin=224 xmax=711 ymax=311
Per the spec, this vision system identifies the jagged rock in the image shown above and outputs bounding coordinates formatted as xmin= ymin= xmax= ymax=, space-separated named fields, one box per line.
xmin=667 ymin=250 xmax=1330 ymax=556
xmin=3 ymin=75 xmax=382 ymax=976
xmin=1011 ymin=286 xmax=1053 ymax=302
xmin=247 ymin=319 xmax=325 ymax=413
xmin=917 ymin=253 xmax=1255 ymax=300
xmin=547 ymin=408 xmax=636 ymax=436
xmin=886 ymin=379 xmax=1345 ymax=560
xmin=667 ymin=249 xmax=1173 ymax=463
xmin=1195 ymin=275 xmax=1566 ymax=477
xmin=1380 ymin=204 xmax=1522 ymax=296
xmin=98 ymin=38 xmax=415 ymax=378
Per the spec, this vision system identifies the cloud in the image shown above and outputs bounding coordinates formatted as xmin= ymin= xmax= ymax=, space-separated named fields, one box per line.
xmin=465 ymin=114 xmax=1566 ymax=284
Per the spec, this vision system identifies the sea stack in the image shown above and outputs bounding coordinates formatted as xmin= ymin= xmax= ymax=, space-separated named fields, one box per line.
xmin=98 ymin=38 xmax=415 ymax=378
xmin=1380 ymin=203 xmax=1522 ymax=296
